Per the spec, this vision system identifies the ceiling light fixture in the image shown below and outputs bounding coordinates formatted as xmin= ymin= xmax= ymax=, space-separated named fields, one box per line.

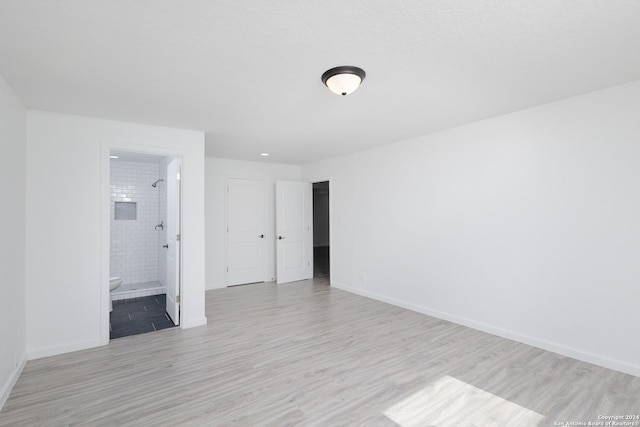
xmin=260 ymin=153 xmax=270 ymax=157
xmin=321 ymin=66 xmax=366 ymax=96
xmin=109 ymin=155 xmax=119 ymax=159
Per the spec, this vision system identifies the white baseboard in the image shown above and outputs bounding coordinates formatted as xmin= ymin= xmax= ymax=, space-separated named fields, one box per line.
xmin=181 ymin=316 xmax=208 ymax=329
xmin=26 ymin=316 xmax=207 ymax=359
xmin=0 ymin=354 xmax=27 ymax=411
xmin=331 ymin=281 xmax=640 ymax=378
xmin=27 ymin=338 xmax=102 ymax=360
xmin=205 ymin=282 xmax=227 ymax=290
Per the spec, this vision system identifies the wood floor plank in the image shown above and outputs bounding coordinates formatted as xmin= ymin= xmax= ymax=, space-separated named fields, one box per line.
xmin=1 ymin=279 xmax=638 ymax=426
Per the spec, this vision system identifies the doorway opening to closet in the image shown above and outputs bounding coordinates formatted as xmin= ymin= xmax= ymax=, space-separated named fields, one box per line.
xmin=312 ymin=181 xmax=330 ymax=280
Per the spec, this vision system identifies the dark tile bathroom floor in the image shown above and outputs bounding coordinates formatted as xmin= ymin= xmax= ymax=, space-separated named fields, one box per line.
xmin=110 ymin=294 xmax=176 ymax=339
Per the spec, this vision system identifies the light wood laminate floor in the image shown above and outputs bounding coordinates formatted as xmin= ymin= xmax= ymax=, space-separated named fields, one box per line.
xmin=1 ymin=279 xmax=639 ymax=426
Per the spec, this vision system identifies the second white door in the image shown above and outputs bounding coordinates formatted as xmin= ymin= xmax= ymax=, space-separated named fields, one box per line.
xmin=166 ymin=158 xmax=181 ymax=325
xmin=276 ymin=181 xmax=313 ymax=284
xmin=227 ymin=178 xmax=266 ymax=286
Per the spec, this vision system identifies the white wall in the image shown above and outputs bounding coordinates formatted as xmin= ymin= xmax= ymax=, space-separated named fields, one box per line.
xmin=0 ymin=75 xmax=27 ymax=408
xmin=205 ymin=157 xmax=300 ymax=289
xmin=110 ymin=160 xmax=161 ymax=285
xmin=302 ymin=80 xmax=640 ymax=377
xmin=26 ymin=111 xmax=207 ymax=359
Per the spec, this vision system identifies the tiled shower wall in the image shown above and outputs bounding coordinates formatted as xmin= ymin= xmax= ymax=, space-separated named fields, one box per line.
xmin=110 ymin=160 xmax=162 ymax=285
xmin=157 ymin=160 xmax=168 ymax=287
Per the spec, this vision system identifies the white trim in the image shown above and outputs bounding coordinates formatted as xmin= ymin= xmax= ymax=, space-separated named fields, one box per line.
xmin=178 ymin=159 xmax=183 ymax=327
xmin=100 ymin=144 xmax=110 ymax=346
xmin=0 ymin=355 xmax=26 ymax=410
xmin=331 ymin=281 xmax=640 ymax=378
xmin=181 ymin=317 xmax=208 ymax=329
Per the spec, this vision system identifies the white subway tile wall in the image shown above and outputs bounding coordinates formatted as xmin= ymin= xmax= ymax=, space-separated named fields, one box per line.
xmin=157 ymin=161 xmax=168 ymax=287
xmin=110 ymin=160 xmax=162 ymax=285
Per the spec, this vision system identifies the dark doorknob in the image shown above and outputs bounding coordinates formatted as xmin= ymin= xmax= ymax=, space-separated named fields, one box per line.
xmin=278 ymin=236 xmax=285 ymax=240
xmin=163 ymin=244 xmax=169 ymax=249
xmin=259 ymin=234 xmax=264 ymax=238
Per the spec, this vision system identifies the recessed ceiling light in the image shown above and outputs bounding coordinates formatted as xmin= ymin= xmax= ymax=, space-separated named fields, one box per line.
xmin=260 ymin=153 xmax=269 ymax=157
xmin=110 ymin=155 xmax=119 ymax=159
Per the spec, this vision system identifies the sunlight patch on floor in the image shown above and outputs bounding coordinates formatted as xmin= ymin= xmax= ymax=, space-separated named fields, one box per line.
xmin=384 ymin=375 xmax=544 ymax=427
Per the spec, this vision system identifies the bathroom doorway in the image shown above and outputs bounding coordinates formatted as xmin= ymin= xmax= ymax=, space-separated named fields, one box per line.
xmin=108 ymin=150 xmax=181 ymax=339
xmin=312 ymin=181 xmax=330 ymax=280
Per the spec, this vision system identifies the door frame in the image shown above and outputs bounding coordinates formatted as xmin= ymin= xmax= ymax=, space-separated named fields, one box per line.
xmin=100 ymin=141 xmax=185 ymax=345
xmin=309 ymin=177 xmax=333 ymax=285
xmin=224 ymin=175 xmax=268 ymax=286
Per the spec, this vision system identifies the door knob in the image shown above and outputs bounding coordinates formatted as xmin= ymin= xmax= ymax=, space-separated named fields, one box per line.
xmin=259 ymin=234 xmax=264 ymax=238
xmin=278 ymin=236 xmax=285 ymax=240
xmin=163 ymin=244 xmax=169 ymax=249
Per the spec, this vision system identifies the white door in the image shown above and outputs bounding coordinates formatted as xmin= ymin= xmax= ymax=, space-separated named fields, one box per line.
xmin=227 ymin=178 xmax=266 ymax=285
xmin=166 ymin=159 xmax=181 ymax=325
xmin=276 ymin=181 xmax=313 ymax=284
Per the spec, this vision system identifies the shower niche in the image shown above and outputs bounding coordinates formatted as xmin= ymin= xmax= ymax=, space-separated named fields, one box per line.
xmin=114 ymin=201 xmax=136 ymax=220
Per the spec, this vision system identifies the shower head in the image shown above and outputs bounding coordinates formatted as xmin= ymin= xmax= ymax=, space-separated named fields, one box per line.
xmin=152 ymin=179 xmax=164 ymax=188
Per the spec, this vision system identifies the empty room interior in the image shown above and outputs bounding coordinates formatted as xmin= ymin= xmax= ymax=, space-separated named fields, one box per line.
xmin=1 ymin=1 xmax=640 ymax=426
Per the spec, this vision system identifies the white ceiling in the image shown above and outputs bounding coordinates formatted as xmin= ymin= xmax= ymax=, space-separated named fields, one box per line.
xmin=1 ymin=1 xmax=640 ymax=165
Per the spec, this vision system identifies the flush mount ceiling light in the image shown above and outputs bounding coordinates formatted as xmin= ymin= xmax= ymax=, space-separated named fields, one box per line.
xmin=321 ymin=66 xmax=366 ymax=96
